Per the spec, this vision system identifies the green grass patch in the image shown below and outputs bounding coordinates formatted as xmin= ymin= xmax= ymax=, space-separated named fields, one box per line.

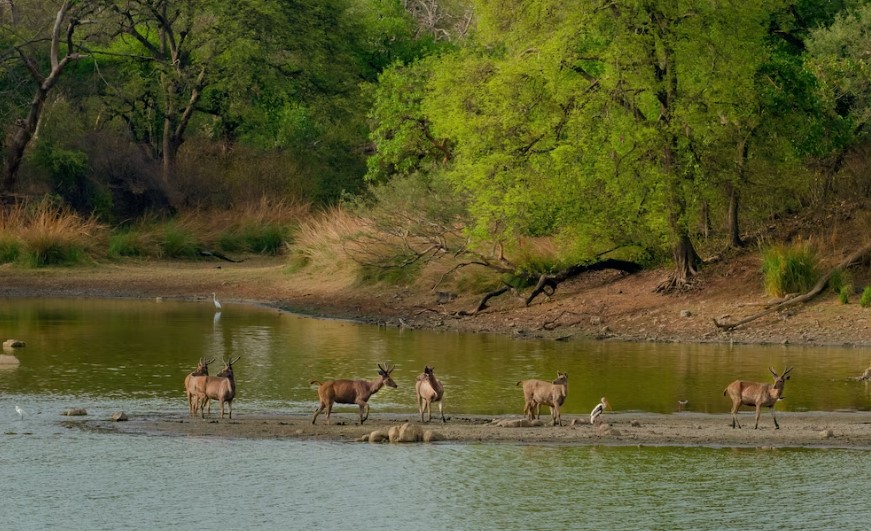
xmin=159 ymin=224 xmax=200 ymax=258
xmin=838 ymin=285 xmax=852 ymax=304
xmin=761 ymin=244 xmax=820 ymax=297
xmin=0 ymin=237 xmax=21 ymax=263
xmin=861 ymin=287 xmax=871 ymax=308
xmin=108 ymin=229 xmax=150 ymax=258
xmin=218 ymin=223 xmax=290 ymax=255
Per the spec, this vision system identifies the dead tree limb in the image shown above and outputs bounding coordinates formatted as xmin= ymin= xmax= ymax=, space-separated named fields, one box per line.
xmin=456 ymin=285 xmax=511 ymax=316
xmin=525 ymin=259 xmax=642 ymax=306
xmin=714 ymin=241 xmax=871 ymax=331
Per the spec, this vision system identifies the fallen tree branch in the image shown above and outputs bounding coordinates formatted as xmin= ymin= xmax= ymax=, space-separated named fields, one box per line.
xmin=714 ymin=241 xmax=871 ymax=331
xmin=456 ymin=285 xmax=511 ymax=316
xmin=525 ymin=259 xmax=642 ymax=306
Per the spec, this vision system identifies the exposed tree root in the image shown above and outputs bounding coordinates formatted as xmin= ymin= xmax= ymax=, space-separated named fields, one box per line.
xmin=714 ymin=241 xmax=871 ymax=331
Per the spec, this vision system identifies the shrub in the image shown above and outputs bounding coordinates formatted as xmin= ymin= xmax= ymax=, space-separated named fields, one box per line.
xmin=861 ymin=287 xmax=871 ymax=308
xmin=108 ymin=230 xmax=151 ymax=258
xmin=761 ymin=243 xmax=820 ymax=297
xmin=838 ymin=285 xmax=852 ymax=304
xmin=159 ymin=224 xmax=200 ymax=258
xmin=0 ymin=237 xmax=21 ymax=263
xmin=1 ymin=198 xmax=102 ymax=267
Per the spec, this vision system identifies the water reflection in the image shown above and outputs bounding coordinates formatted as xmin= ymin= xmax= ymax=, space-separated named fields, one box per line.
xmin=0 ymin=298 xmax=869 ymax=415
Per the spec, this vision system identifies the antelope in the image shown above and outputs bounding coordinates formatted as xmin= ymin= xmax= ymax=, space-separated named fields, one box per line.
xmin=184 ymin=357 xmax=213 ymax=416
xmin=202 ymin=356 xmax=240 ymax=419
xmin=311 ymin=363 xmax=397 ymax=425
xmin=516 ymin=372 xmax=568 ymax=426
xmin=415 ymin=365 xmax=445 ymax=423
xmin=724 ymin=367 xmax=793 ymax=429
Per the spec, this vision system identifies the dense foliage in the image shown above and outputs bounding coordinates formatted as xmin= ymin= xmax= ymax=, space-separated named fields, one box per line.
xmin=2 ymin=0 xmax=871 ymax=279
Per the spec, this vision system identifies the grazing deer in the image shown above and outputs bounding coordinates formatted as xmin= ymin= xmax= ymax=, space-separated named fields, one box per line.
xmin=311 ymin=363 xmax=397 ymax=425
xmin=517 ymin=372 xmax=568 ymax=426
xmin=724 ymin=367 xmax=793 ymax=429
xmin=202 ymin=356 xmax=240 ymax=419
xmin=415 ymin=365 xmax=445 ymax=423
xmin=184 ymin=357 xmax=213 ymax=416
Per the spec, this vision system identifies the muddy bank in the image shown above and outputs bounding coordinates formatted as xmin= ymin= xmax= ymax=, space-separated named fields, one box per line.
xmin=84 ymin=411 xmax=871 ymax=449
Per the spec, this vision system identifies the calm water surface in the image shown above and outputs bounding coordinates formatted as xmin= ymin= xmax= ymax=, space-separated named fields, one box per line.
xmin=1 ymin=298 xmax=870 ymax=530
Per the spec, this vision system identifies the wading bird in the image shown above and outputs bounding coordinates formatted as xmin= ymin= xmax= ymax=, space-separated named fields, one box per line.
xmin=15 ymin=405 xmax=24 ymax=420
xmin=590 ymin=397 xmax=609 ymax=425
xmin=212 ymin=292 xmax=222 ymax=310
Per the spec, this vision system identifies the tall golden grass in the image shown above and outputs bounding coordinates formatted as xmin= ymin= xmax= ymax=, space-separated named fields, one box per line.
xmin=289 ymin=205 xmax=370 ymax=284
xmin=0 ymin=200 xmax=104 ymax=265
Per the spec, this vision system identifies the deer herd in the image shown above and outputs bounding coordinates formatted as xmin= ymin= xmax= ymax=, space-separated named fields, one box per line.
xmin=183 ymin=358 xmax=795 ymax=430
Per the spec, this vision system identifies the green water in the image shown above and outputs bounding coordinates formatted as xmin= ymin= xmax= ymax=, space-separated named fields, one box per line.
xmin=1 ymin=298 xmax=870 ymax=530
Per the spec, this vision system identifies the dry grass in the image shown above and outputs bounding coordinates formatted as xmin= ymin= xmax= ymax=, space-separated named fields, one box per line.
xmin=0 ymin=200 xmax=105 ymax=265
xmin=289 ymin=205 xmax=371 ymax=284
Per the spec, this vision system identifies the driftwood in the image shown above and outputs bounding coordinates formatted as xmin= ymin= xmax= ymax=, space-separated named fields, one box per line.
xmin=525 ymin=259 xmax=642 ymax=306
xmin=457 ymin=286 xmax=511 ymax=316
xmin=199 ymin=250 xmax=243 ymax=263
xmin=714 ymin=241 xmax=871 ymax=331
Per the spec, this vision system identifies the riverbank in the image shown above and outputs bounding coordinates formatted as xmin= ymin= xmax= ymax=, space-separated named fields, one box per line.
xmin=85 ymin=410 xmax=871 ymax=449
xmin=1 ymin=252 xmax=869 ymax=347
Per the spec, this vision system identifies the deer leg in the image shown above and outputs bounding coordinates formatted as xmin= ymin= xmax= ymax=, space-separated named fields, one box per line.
xmin=358 ymin=402 xmax=369 ymax=425
xmin=220 ymin=400 xmax=225 ymax=419
xmin=426 ymin=400 xmax=432 ymax=423
xmin=770 ymin=405 xmax=779 ymax=429
xmin=553 ymin=404 xmax=560 ymax=426
xmin=324 ymin=402 xmax=333 ymax=424
xmin=418 ymin=396 xmax=425 ymax=423
xmin=438 ymin=401 xmax=445 ymax=423
xmin=311 ymin=402 xmax=325 ymax=424
xmin=754 ymin=404 xmax=762 ymax=429
xmin=227 ymin=401 xmax=232 ymax=420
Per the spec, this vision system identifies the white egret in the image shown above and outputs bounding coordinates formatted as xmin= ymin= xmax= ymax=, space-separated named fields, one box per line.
xmin=590 ymin=397 xmax=609 ymax=425
xmin=212 ymin=292 xmax=222 ymax=310
xmin=15 ymin=405 xmax=25 ymax=420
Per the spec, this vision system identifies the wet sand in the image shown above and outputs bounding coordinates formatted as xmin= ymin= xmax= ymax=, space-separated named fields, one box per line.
xmin=87 ymin=410 xmax=871 ymax=449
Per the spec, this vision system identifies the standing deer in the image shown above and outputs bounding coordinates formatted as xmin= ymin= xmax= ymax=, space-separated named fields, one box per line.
xmin=724 ymin=367 xmax=793 ymax=429
xmin=202 ymin=356 xmax=240 ymax=419
xmin=311 ymin=363 xmax=397 ymax=425
xmin=184 ymin=357 xmax=213 ymax=416
xmin=415 ymin=365 xmax=445 ymax=423
xmin=517 ymin=372 xmax=568 ymax=426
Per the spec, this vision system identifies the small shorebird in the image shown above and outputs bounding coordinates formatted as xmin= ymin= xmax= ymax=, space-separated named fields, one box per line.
xmin=15 ymin=405 xmax=25 ymax=420
xmin=590 ymin=397 xmax=609 ymax=425
xmin=212 ymin=292 xmax=222 ymax=310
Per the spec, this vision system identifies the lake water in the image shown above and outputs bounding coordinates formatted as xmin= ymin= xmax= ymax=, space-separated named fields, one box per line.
xmin=1 ymin=298 xmax=870 ymax=530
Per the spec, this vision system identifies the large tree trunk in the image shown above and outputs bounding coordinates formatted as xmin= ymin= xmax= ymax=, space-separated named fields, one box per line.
xmin=656 ymin=230 xmax=701 ymax=292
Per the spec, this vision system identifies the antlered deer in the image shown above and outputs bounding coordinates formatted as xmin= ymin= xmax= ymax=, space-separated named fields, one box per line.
xmin=516 ymin=372 xmax=568 ymax=426
xmin=202 ymin=356 xmax=240 ymax=419
xmin=184 ymin=357 xmax=213 ymax=416
xmin=311 ymin=363 xmax=397 ymax=425
xmin=724 ymin=367 xmax=793 ymax=429
xmin=415 ymin=365 xmax=445 ymax=423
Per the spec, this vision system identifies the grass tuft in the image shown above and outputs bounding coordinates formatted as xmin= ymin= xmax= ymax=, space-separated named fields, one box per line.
xmin=761 ymin=243 xmax=820 ymax=297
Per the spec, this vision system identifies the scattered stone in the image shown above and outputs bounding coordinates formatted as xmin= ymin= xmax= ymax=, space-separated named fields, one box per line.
xmin=112 ymin=411 xmax=128 ymax=422
xmin=62 ymin=408 xmax=88 ymax=416
xmin=819 ymin=429 xmax=834 ymax=439
xmin=434 ymin=291 xmax=457 ymax=304
xmin=630 ymin=420 xmax=642 ymax=427
xmin=368 ymin=429 xmax=390 ymax=443
xmin=396 ymin=422 xmax=424 ymax=443
xmin=590 ymin=316 xmax=602 ymax=325
xmin=3 ymin=339 xmax=25 ymax=349
xmin=423 ymin=430 xmax=444 ymax=443
xmin=0 ymin=354 xmax=20 ymax=365
xmin=492 ymin=418 xmax=545 ymax=428
xmin=679 ymin=309 xmax=692 ymax=318
xmin=387 ymin=425 xmax=401 ymax=442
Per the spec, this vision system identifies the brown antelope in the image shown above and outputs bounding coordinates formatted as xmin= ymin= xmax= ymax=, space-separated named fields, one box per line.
xmin=311 ymin=363 xmax=397 ymax=425
xmin=202 ymin=356 xmax=240 ymax=419
xmin=415 ymin=365 xmax=445 ymax=423
xmin=724 ymin=367 xmax=793 ymax=429
xmin=184 ymin=357 xmax=213 ymax=416
xmin=517 ymin=372 xmax=568 ymax=426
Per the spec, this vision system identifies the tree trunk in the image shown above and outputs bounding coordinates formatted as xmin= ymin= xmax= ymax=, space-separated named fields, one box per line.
xmin=656 ymin=230 xmax=701 ymax=292
xmin=727 ymin=182 xmax=742 ymax=248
